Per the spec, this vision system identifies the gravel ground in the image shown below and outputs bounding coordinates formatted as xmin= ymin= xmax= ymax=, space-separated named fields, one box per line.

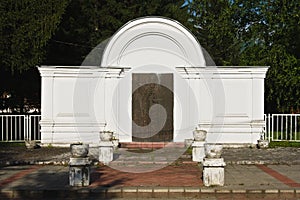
xmin=222 ymin=147 xmax=300 ymax=165
xmin=0 ymin=143 xmax=299 ymax=166
xmin=0 ymin=144 xmax=70 ymax=165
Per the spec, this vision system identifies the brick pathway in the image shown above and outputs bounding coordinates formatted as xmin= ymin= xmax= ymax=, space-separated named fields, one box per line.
xmin=90 ymin=163 xmax=202 ymax=187
xmin=1 ymin=146 xmax=300 ymax=199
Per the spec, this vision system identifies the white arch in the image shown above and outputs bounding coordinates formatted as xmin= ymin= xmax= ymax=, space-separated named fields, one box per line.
xmin=101 ymin=17 xmax=206 ymax=68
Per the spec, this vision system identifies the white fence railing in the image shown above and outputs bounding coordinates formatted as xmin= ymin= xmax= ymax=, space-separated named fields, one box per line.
xmin=265 ymin=114 xmax=300 ymax=142
xmin=0 ymin=115 xmax=41 ymax=142
xmin=0 ymin=114 xmax=299 ymax=142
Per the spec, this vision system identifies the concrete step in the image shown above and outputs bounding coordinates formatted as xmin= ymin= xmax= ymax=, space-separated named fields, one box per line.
xmin=120 ymin=142 xmax=185 ymax=149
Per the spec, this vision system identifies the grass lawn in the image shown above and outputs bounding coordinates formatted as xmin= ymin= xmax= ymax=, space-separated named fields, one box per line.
xmin=269 ymin=141 xmax=300 ymax=148
xmin=270 ymin=131 xmax=300 ymax=140
xmin=0 ymin=141 xmax=25 ymax=147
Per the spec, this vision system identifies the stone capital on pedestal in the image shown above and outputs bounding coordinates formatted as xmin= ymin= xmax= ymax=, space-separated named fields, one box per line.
xmin=203 ymin=158 xmax=226 ymax=167
xmin=69 ymin=157 xmax=90 ymax=166
xmin=99 ymin=141 xmax=114 ymax=147
xmin=192 ymin=141 xmax=205 ymax=147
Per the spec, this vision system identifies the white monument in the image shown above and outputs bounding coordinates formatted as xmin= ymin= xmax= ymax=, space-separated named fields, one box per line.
xmin=38 ymin=17 xmax=268 ymax=146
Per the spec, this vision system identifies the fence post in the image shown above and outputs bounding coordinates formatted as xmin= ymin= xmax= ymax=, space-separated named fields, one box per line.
xmin=24 ymin=115 xmax=28 ymax=140
xmin=29 ymin=115 xmax=32 ymax=140
xmin=1 ymin=116 xmax=3 ymax=141
xmin=267 ymin=114 xmax=270 ymax=142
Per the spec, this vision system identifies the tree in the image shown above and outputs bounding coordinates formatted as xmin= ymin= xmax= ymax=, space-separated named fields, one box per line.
xmin=188 ymin=0 xmax=241 ymax=65
xmin=236 ymin=0 xmax=300 ymax=113
xmin=0 ymin=0 xmax=69 ymax=113
xmin=189 ymin=0 xmax=300 ymax=113
xmin=44 ymin=0 xmax=190 ymax=65
xmin=1 ymin=0 xmax=69 ymax=72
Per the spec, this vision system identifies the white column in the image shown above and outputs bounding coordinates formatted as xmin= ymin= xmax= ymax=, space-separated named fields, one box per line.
xmin=252 ymin=78 xmax=264 ymax=120
xmin=40 ymin=70 xmax=54 ymax=122
xmin=94 ymin=72 xmax=106 ymax=125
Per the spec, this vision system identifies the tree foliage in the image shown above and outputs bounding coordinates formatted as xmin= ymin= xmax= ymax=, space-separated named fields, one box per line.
xmin=0 ymin=0 xmax=68 ymax=113
xmin=44 ymin=0 xmax=190 ymax=65
xmin=236 ymin=0 xmax=300 ymax=113
xmin=0 ymin=0 xmax=69 ymax=72
xmin=1 ymin=0 xmax=299 ymax=114
xmin=188 ymin=0 xmax=241 ymax=65
xmin=189 ymin=0 xmax=300 ymax=113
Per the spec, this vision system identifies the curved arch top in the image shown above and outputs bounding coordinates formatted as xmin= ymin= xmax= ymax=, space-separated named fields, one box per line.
xmin=101 ymin=17 xmax=206 ymax=68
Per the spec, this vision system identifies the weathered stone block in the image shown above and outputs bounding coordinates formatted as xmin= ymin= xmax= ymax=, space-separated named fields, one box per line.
xmin=192 ymin=141 xmax=205 ymax=162
xmin=99 ymin=141 xmax=114 ymax=165
xmin=203 ymin=158 xmax=226 ymax=186
xmin=69 ymin=165 xmax=90 ymax=186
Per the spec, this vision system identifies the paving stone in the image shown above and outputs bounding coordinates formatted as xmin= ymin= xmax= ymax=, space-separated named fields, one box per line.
xmin=216 ymin=189 xmax=231 ymax=193
xmin=169 ymin=187 xmax=184 ymax=192
xmin=137 ymin=187 xmax=153 ymax=193
xmin=279 ymin=189 xmax=295 ymax=193
xmin=122 ymin=187 xmax=137 ymax=193
xmin=232 ymin=189 xmax=246 ymax=193
xmin=153 ymin=187 xmax=168 ymax=193
xmin=248 ymin=190 xmax=263 ymax=193
xmin=265 ymin=189 xmax=279 ymax=193
xmin=106 ymin=188 xmax=122 ymax=193
xmin=185 ymin=187 xmax=200 ymax=193
xmin=200 ymin=188 xmax=215 ymax=193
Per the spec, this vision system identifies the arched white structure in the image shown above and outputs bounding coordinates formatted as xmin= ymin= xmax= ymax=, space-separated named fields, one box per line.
xmin=101 ymin=17 xmax=206 ymax=68
xmin=38 ymin=17 xmax=268 ymax=146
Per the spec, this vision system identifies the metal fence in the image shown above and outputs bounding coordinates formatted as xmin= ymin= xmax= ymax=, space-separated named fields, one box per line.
xmin=0 ymin=115 xmax=41 ymax=142
xmin=265 ymin=114 xmax=300 ymax=142
xmin=0 ymin=114 xmax=300 ymax=142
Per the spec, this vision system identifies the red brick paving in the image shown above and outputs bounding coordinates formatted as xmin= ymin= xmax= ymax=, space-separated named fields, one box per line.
xmin=256 ymin=164 xmax=300 ymax=188
xmin=90 ymin=163 xmax=202 ymax=187
xmin=0 ymin=165 xmax=41 ymax=187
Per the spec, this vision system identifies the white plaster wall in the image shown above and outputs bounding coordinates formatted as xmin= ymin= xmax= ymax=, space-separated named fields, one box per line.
xmin=38 ymin=17 xmax=268 ymax=145
xmin=38 ymin=66 xmax=268 ymax=145
xmin=39 ymin=67 xmax=106 ymax=145
xmin=179 ymin=67 xmax=268 ymax=144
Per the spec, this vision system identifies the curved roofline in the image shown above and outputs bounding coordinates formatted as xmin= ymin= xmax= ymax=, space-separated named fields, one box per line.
xmin=101 ymin=16 xmax=207 ymax=67
xmin=116 ymin=16 xmax=202 ymax=49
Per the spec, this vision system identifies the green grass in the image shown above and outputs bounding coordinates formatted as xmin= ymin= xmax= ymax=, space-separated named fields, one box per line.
xmin=269 ymin=141 xmax=300 ymax=148
xmin=184 ymin=147 xmax=192 ymax=155
xmin=0 ymin=142 xmax=25 ymax=147
xmin=270 ymin=131 xmax=300 ymax=140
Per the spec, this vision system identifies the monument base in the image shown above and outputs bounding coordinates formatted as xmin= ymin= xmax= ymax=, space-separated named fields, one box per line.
xmin=69 ymin=157 xmax=90 ymax=186
xmin=192 ymin=141 xmax=205 ymax=162
xmin=99 ymin=141 xmax=114 ymax=165
xmin=203 ymin=158 xmax=226 ymax=186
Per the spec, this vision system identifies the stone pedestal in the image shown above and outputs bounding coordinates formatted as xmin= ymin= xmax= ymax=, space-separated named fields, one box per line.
xmin=69 ymin=157 xmax=90 ymax=186
xmin=99 ymin=141 xmax=114 ymax=165
xmin=203 ymin=158 xmax=226 ymax=186
xmin=192 ymin=141 xmax=205 ymax=162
